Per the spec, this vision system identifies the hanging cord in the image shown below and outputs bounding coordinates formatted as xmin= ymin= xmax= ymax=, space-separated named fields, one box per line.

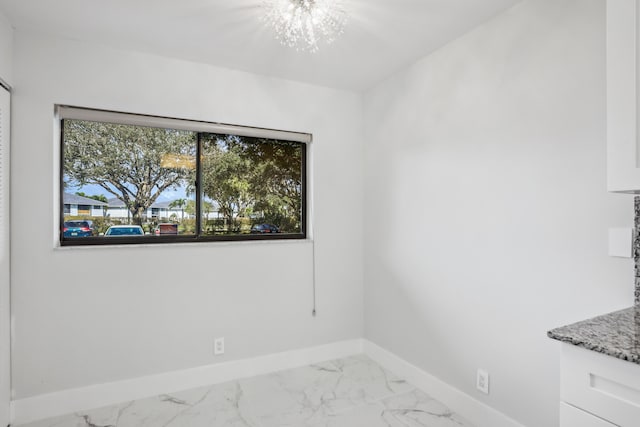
xmin=312 ymin=236 xmax=317 ymax=317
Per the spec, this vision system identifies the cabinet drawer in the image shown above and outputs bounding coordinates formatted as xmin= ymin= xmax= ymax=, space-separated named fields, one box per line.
xmin=561 ymin=344 xmax=640 ymax=427
xmin=560 ymin=402 xmax=617 ymax=427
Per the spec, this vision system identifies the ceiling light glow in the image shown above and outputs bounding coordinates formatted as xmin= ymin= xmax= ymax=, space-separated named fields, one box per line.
xmin=262 ymin=0 xmax=347 ymax=53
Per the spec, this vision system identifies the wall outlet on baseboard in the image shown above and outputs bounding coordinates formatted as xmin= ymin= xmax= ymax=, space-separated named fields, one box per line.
xmin=476 ymin=369 xmax=489 ymax=394
xmin=214 ymin=337 xmax=225 ymax=356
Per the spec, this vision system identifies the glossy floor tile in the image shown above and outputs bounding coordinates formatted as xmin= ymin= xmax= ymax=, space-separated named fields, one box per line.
xmin=18 ymin=355 xmax=474 ymax=427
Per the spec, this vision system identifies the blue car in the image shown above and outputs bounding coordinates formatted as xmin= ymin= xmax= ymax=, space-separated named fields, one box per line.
xmin=104 ymin=225 xmax=144 ymax=236
xmin=63 ymin=220 xmax=94 ymax=237
xmin=250 ymin=224 xmax=280 ymax=234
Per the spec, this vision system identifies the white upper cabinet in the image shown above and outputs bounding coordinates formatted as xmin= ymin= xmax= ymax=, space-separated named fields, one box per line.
xmin=0 ymin=86 xmax=9 ymax=427
xmin=607 ymin=0 xmax=640 ymax=192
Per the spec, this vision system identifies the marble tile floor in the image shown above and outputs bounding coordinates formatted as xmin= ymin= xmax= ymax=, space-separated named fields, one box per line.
xmin=18 ymin=354 xmax=475 ymax=427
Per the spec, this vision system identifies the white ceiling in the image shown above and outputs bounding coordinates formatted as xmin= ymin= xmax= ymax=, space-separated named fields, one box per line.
xmin=0 ymin=0 xmax=520 ymax=91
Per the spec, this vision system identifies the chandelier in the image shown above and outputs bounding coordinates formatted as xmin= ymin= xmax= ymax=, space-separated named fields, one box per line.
xmin=262 ymin=0 xmax=347 ymax=53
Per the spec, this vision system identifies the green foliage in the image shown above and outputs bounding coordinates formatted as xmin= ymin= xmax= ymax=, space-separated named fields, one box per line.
xmin=180 ymin=218 xmax=196 ymax=235
xmin=200 ymin=134 xmax=302 ymax=233
xmin=241 ymin=137 xmax=302 ymax=232
xmin=202 ymin=217 xmax=251 ymax=235
xmin=182 ymin=199 xmax=214 ymax=218
xmin=169 ymin=198 xmax=187 ymax=221
xmin=64 ymin=120 xmax=196 ymax=224
xmin=75 ymin=191 xmax=108 ymax=203
xmin=90 ymin=217 xmax=112 ymax=235
xmin=201 ymin=135 xmax=255 ymax=227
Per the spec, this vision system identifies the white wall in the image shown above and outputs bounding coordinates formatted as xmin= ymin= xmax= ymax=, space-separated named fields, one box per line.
xmin=0 ymin=11 xmax=12 ymax=426
xmin=11 ymin=32 xmax=363 ymax=399
xmin=0 ymin=10 xmax=12 ymax=86
xmin=363 ymin=1 xmax=634 ymax=426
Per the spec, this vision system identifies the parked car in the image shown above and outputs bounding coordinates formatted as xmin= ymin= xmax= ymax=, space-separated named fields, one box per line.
xmin=154 ymin=223 xmax=178 ymax=235
xmin=63 ymin=220 xmax=95 ymax=237
xmin=103 ymin=225 xmax=144 ymax=236
xmin=250 ymin=224 xmax=280 ymax=234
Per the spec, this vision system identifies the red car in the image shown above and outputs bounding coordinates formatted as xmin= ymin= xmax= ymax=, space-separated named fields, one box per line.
xmin=154 ymin=223 xmax=178 ymax=235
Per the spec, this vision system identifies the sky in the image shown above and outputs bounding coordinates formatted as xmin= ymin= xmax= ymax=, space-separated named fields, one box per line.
xmin=65 ymin=182 xmax=190 ymax=203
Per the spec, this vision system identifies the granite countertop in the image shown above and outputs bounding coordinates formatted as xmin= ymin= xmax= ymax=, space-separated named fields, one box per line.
xmin=548 ymin=306 xmax=640 ymax=365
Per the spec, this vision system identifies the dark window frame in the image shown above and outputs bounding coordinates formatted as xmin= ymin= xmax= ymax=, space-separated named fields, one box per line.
xmin=58 ymin=106 xmax=309 ymax=246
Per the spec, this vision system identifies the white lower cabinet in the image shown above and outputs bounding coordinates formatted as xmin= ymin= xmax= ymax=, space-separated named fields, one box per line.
xmin=560 ymin=344 xmax=640 ymax=427
xmin=560 ymin=403 xmax=616 ymax=427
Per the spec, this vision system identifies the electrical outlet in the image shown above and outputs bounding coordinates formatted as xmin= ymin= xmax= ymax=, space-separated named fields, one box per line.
xmin=214 ymin=337 xmax=225 ymax=356
xmin=476 ymin=369 xmax=489 ymax=394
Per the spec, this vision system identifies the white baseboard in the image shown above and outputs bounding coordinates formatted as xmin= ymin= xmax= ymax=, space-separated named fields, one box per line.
xmin=13 ymin=339 xmax=525 ymax=427
xmin=11 ymin=339 xmax=364 ymax=426
xmin=363 ymin=340 xmax=526 ymax=427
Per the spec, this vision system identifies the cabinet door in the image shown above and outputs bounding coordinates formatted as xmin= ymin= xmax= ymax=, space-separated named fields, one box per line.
xmin=607 ymin=0 xmax=640 ymax=192
xmin=561 ymin=344 xmax=640 ymax=427
xmin=560 ymin=403 xmax=616 ymax=427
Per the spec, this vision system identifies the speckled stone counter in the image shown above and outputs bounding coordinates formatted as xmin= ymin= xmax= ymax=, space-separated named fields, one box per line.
xmin=634 ymin=197 xmax=640 ymax=304
xmin=548 ymin=306 xmax=640 ymax=365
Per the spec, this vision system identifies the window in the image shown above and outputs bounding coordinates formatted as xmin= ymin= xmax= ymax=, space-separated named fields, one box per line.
xmin=77 ymin=205 xmax=91 ymax=215
xmin=59 ymin=106 xmax=308 ymax=245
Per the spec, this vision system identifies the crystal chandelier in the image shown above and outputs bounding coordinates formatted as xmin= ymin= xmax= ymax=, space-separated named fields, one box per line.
xmin=262 ymin=0 xmax=347 ymax=53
